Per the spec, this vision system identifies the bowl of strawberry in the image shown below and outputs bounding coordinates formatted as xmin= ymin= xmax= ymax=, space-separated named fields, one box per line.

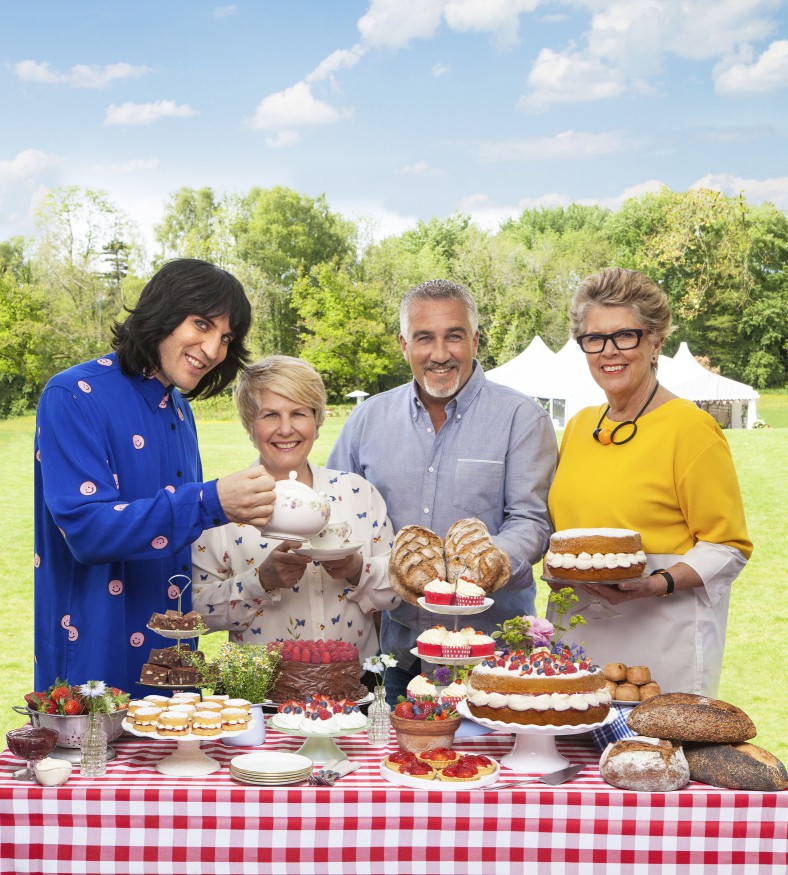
xmin=390 ymin=696 xmax=461 ymax=754
xmin=15 ymin=681 xmax=130 ymax=761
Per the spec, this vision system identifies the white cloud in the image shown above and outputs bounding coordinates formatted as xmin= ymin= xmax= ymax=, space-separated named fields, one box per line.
xmin=400 ymin=160 xmax=447 ymax=176
xmin=335 ymin=198 xmax=420 ymax=246
xmin=714 ymin=40 xmax=788 ymax=94
xmin=11 ymin=59 xmax=151 ymax=88
xmin=432 ymin=63 xmax=449 ymax=77
xmin=104 ymin=100 xmax=198 ymax=126
xmin=357 ymin=0 xmax=444 ymax=49
xmin=479 ymin=129 xmax=632 ymax=161
xmin=211 ymin=5 xmax=237 ymax=19
xmin=248 ymin=82 xmax=351 ymax=147
xmin=691 ymin=172 xmax=788 ymax=210
xmin=0 ymin=149 xmax=63 ymax=233
xmin=521 ymin=0 xmax=783 ymax=108
xmin=443 ymin=0 xmax=541 ymax=51
xmin=93 ymin=158 xmax=161 ymax=174
xmin=457 ymin=191 xmax=569 ymax=231
xmin=306 ymin=45 xmax=367 ymax=83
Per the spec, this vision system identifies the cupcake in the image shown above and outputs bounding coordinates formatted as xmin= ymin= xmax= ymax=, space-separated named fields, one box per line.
xmin=407 ymin=674 xmax=438 ymax=701
xmin=455 ymin=577 xmax=486 ymax=606
xmin=467 ymin=631 xmax=496 ymax=657
xmin=441 ymin=630 xmax=471 ymax=659
xmin=440 ymin=680 xmax=468 ymax=707
xmin=423 ymin=578 xmax=455 ymax=606
xmin=416 ymin=625 xmax=448 ymax=657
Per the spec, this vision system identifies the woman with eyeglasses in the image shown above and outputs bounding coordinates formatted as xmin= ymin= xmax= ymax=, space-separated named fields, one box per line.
xmin=546 ymin=267 xmax=751 ymax=696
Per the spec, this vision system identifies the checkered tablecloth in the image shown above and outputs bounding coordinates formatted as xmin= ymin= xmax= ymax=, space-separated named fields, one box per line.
xmin=1 ymin=726 xmax=785 ymax=875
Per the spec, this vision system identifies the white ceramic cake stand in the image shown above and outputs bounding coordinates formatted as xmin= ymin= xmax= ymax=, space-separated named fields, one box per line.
xmin=121 ymin=719 xmax=256 ymax=776
xmin=456 ymin=701 xmax=616 ymax=772
xmin=266 ymin=717 xmax=369 ymax=764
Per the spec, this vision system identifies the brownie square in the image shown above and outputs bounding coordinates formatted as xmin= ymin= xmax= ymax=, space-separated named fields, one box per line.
xmin=140 ymin=663 xmax=169 ymax=685
xmin=148 ymin=612 xmax=172 ymax=630
xmin=168 ymin=667 xmax=200 ymax=686
xmin=148 ymin=647 xmax=182 ymax=668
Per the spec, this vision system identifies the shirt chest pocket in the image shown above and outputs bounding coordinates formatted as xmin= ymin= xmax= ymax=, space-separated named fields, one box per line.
xmin=452 ymin=459 xmax=504 ymax=516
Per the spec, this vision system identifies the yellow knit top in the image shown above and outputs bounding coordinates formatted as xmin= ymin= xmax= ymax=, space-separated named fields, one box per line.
xmin=548 ymin=398 xmax=752 ymax=558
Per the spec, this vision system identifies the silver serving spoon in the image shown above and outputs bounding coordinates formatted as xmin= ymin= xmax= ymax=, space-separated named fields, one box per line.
xmin=479 ymin=762 xmax=584 ymax=791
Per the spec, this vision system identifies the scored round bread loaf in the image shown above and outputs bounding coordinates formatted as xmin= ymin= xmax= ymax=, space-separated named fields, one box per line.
xmin=684 ymin=742 xmax=788 ymax=792
xmin=600 ymin=736 xmax=690 ymax=792
xmin=444 ymin=518 xmax=511 ymax=593
xmin=388 ymin=525 xmax=447 ymax=605
xmin=627 ymin=693 xmax=756 ymax=743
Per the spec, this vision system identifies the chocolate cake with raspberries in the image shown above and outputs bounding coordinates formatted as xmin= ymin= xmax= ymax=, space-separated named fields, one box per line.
xmin=268 ymin=639 xmax=369 ymax=702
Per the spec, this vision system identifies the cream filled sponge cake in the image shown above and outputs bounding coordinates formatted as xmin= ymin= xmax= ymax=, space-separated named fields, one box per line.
xmin=544 ymin=528 xmax=646 ymax=581
xmin=467 ymin=646 xmax=611 ymax=727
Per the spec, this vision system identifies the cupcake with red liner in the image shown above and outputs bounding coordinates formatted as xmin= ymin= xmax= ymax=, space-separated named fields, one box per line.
xmin=423 ymin=578 xmax=455 ymax=606
xmin=407 ymin=674 xmax=438 ymax=701
xmin=467 ymin=630 xmax=496 ymax=657
xmin=440 ymin=679 xmax=468 ymax=708
xmin=416 ymin=625 xmax=448 ymax=657
xmin=441 ymin=630 xmax=471 ymax=659
xmin=455 ymin=577 xmax=486 ymax=606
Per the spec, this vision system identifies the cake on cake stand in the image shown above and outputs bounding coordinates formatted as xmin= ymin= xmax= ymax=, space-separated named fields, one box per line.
xmin=456 ymin=700 xmax=616 ymax=771
xmin=121 ymin=719 xmax=257 ymax=776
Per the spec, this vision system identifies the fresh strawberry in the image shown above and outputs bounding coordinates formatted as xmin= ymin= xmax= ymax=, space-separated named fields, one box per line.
xmin=62 ymin=698 xmax=84 ymax=716
xmin=49 ymin=683 xmax=72 ymax=703
xmin=38 ymin=697 xmax=57 ymax=714
xmin=24 ymin=692 xmax=45 ymax=710
xmin=394 ymin=701 xmax=414 ymax=719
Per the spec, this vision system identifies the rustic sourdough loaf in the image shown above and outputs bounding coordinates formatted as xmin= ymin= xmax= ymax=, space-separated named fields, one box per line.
xmin=444 ymin=518 xmax=510 ymax=593
xmin=389 ymin=525 xmax=447 ymax=605
xmin=684 ymin=742 xmax=788 ymax=791
xmin=627 ymin=693 xmax=756 ymax=744
xmin=599 ymin=736 xmax=690 ymax=792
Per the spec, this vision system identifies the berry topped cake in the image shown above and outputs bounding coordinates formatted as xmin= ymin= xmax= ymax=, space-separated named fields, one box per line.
xmin=268 ymin=639 xmax=369 ymax=702
xmin=467 ymin=645 xmax=611 ymax=727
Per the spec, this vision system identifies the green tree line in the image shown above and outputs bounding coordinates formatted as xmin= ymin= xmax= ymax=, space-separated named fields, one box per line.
xmin=1 ymin=183 xmax=785 ymax=417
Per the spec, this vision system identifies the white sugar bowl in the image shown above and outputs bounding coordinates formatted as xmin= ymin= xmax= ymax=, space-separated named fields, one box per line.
xmin=260 ymin=471 xmax=331 ymax=541
xmin=35 ymin=757 xmax=73 ymax=787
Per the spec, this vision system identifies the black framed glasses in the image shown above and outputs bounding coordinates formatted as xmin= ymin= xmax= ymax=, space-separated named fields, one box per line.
xmin=576 ymin=328 xmax=649 ymax=354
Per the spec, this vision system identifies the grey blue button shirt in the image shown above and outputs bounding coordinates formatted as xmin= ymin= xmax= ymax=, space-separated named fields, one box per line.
xmin=327 ymin=361 xmax=558 ymax=666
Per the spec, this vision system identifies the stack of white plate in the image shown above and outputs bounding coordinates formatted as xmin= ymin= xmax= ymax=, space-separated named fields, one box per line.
xmin=229 ymin=751 xmax=313 ymax=786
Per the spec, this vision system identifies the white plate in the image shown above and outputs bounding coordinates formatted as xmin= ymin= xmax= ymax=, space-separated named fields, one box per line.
xmin=291 ymin=541 xmax=365 ymax=561
xmin=540 ymin=573 xmax=648 ymax=587
xmin=409 ymin=647 xmax=486 ymax=667
xmin=230 ymin=770 xmax=312 ymax=786
xmin=416 ymin=597 xmax=493 ymax=615
xmin=380 ymin=759 xmax=500 ymax=790
xmin=231 ymin=751 xmax=313 ymax=774
xmin=456 ymin=699 xmax=617 ymax=733
xmin=145 ymin=625 xmax=203 ymax=639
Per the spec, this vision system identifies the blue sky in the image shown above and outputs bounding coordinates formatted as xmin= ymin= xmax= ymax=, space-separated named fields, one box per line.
xmin=2 ymin=0 xmax=787 ymax=252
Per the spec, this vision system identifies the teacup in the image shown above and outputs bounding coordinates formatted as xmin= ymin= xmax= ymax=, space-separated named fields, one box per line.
xmin=312 ymin=521 xmax=352 ymax=549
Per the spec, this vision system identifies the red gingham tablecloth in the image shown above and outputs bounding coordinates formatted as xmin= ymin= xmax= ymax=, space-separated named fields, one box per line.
xmin=0 ymin=727 xmax=785 ymax=875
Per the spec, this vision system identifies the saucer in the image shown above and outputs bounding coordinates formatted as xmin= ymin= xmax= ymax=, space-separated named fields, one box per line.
xmin=291 ymin=541 xmax=364 ymax=561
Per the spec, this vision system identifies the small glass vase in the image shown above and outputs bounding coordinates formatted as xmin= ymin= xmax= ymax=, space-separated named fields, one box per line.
xmin=367 ymin=685 xmax=391 ymax=747
xmin=80 ymin=713 xmax=108 ymax=777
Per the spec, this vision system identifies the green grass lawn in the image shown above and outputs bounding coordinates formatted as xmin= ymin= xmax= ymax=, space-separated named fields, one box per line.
xmin=2 ymin=401 xmax=786 ymax=764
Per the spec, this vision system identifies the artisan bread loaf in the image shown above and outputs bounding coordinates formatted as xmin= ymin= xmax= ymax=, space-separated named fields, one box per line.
xmin=684 ymin=743 xmax=788 ymax=791
xmin=627 ymin=693 xmax=756 ymax=743
xmin=444 ymin=518 xmax=511 ymax=593
xmin=600 ymin=736 xmax=690 ymax=792
xmin=389 ymin=525 xmax=446 ymax=605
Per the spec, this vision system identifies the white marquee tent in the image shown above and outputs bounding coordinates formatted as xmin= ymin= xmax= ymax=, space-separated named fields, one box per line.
xmin=487 ymin=338 xmax=759 ymax=428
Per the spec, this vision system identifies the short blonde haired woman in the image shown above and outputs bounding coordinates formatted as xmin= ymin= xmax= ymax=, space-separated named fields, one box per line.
xmin=192 ymin=355 xmax=399 ymax=661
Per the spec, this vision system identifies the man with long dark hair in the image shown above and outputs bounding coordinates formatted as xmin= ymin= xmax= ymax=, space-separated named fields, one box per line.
xmin=34 ymin=259 xmax=276 ymax=693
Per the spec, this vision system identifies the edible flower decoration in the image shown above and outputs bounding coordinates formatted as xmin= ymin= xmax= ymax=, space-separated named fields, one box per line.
xmin=492 ymin=587 xmax=587 ymax=659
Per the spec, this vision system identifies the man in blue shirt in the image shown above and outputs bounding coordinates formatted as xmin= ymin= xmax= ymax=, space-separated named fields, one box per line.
xmin=34 ymin=259 xmax=276 ymax=694
xmin=327 ymin=279 xmax=557 ymax=703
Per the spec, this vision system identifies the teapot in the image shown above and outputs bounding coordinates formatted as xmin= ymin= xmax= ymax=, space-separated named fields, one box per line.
xmin=260 ymin=471 xmax=331 ymax=541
